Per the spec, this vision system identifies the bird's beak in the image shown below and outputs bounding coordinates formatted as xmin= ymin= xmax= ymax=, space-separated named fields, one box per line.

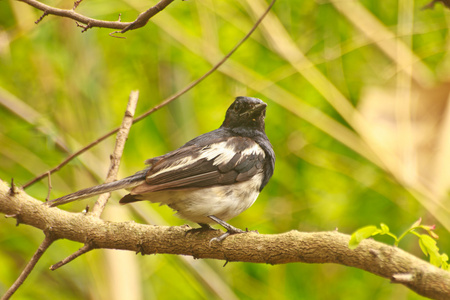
xmin=252 ymin=103 xmax=267 ymax=114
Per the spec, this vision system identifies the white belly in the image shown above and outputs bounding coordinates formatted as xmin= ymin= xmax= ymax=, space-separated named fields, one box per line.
xmin=138 ymin=173 xmax=263 ymax=224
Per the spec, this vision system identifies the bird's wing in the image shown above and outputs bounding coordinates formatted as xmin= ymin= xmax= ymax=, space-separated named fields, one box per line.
xmin=129 ymin=136 xmax=265 ymax=195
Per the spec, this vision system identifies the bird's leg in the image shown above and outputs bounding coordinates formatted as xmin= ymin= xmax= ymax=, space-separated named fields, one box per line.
xmin=208 ymin=215 xmax=247 ymax=242
xmin=208 ymin=215 xmax=245 ymax=233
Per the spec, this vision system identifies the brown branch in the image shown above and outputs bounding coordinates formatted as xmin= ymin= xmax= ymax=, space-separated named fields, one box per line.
xmin=45 ymin=171 xmax=52 ymax=201
xmin=1 ymin=235 xmax=55 ymax=300
xmin=21 ymin=0 xmax=276 ymax=189
xmin=90 ymin=90 xmax=139 ymax=218
xmin=422 ymin=0 xmax=450 ymax=10
xmin=48 ymin=90 xmax=138 ymax=271
xmin=17 ymin=0 xmax=174 ymax=34
xmin=1 ymin=92 xmax=139 ymax=296
xmin=73 ymin=0 xmax=83 ymax=10
xmin=0 ymin=180 xmax=449 ymax=300
xmin=50 ymin=244 xmax=92 ymax=270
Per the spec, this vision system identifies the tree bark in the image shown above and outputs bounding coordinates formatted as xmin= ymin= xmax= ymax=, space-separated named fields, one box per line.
xmin=1 ymin=179 xmax=449 ymax=300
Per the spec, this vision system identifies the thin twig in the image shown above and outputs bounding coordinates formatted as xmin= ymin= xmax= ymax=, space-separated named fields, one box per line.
xmin=46 ymin=91 xmax=138 ymax=271
xmin=45 ymin=171 xmax=52 ymax=202
xmin=90 ymin=90 xmax=139 ymax=218
xmin=9 ymin=178 xmax=16 ymax=196
xmin=422 ymin=0 xmax=450 ymax=10
xmin=73 ymin=0 xmax=83 ymax=10
xmin=1 ymin=91 xmax=139 ymax=295
xmin=50 ymin=244 xmax=92 ymax=270
xmin=22 ymin=0 xmax=276 ymax=189
xmin=35 ymin=11 xmax=48 ymax=24
xmin=17 ymin=0 xmax=174 ymax=33
xmin=1 ymin=235 xmax=54 ymax=300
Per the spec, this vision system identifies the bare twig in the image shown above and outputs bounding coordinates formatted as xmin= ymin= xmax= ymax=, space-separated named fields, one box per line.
xmin=1 ymin=91 xmax=139 ymax=297
xmin=45 ymin=171 xmax=52 ymax=202
xmin=50 ymin=244 xmax=92 ymax=270
xmin=22 ymin=0 xmax=276 ymax=189
xmin=47 ymin=91 xmax=138 ymax=271
xmin=422 ymin=0 xmax=450 ymax=10
xmin=90 ymin=90 xmax=139 ymax=218
xmin=9 ymin=178 xmax=16 ymax=196
xmin=73 ymin=0 xmax=83 ymax=10
xmin=17 ymin=0 xmax=174 ymax=34
xmin=1 ymin=181 xmax=449 ymax=300
xmin=1 ymin=235 xmax=55 ymax=300
xmin=35 ymin=11 xmax=48 ymax=24
xmin=114 ymin=0 xmax=174 ymax=34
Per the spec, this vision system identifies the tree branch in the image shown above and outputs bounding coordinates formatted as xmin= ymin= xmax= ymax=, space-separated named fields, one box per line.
xmin=17 ymin=0 xmax=175 ymax=34
xmin=41 ymin=90 xmax=139 ymax=272
xmin=1 ymin=91 xmax=139 ymax=298
xmin=90 ymin=90 xmax=139 ymax=217
xmin=0 ymin=180 xmax=449 ymax=300
xmin=1 ymin=235 xmax=55 ymax=300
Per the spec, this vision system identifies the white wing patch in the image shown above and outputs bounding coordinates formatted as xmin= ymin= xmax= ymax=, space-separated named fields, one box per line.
xmin=239 ymin=143 xmax=265 ymax=158
xmin=146 ymin=154 xmax=200 ymax=179
xmin=204 ymin=140 xmax=265 ymax=167
xmin=147 ymin=138 xmax=265 ymax=179
xmin=200 ymin=142 xmax=236 ymax=165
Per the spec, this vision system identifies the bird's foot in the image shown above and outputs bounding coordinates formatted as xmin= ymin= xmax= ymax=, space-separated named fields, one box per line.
xmin=207 ymin=215 xmax=257 ymax=244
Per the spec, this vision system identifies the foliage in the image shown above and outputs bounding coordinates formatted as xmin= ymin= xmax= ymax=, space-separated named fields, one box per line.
xmin=1 ymin=0 xmax=450 ymax=299
xmin=350 ymin=218 xmax=449 ymax=270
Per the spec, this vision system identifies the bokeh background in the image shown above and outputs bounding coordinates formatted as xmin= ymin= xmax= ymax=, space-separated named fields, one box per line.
xmin=1 ymin=0 xmax=450 ymax=299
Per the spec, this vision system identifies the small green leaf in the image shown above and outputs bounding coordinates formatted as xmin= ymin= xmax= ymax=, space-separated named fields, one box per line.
xmin=429 ymin=251 xmax=441 ymax=267
xmin=441 ymin=256 xmax=449 ymax=271
xmin=418 ymin=238 xmax=428 ymax=256
xmin=380 ymin=223 xmax=390 ymax=234
xmin=418 ymin=234 xmax=438 ymax=258
xmin=349 ymin=226 xmax=380 ymax=249
xmin=420 ymin=234 xmax=438 ymax=250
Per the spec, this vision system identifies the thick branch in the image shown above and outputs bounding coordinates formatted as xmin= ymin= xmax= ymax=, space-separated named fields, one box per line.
xmin=0 ymin=180 xmax=449 ymax=300
xmin=17 ymin=0 xmax=174 ymax=33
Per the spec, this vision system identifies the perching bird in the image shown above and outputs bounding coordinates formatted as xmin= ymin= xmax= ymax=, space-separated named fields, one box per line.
xmin=46 ymin=96 xmax=275 ymax=241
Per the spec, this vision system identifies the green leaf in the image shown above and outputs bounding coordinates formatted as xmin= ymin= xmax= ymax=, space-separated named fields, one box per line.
xmin=429 ymin=251 xmax=441 ymax=267
xmin=349 ymin=226 xmax=381 ymax=249
xmin=380 ymin=223 xmax=390 ymax=234
xmin=418 ymin=238 xmax=428 ymax=256
xmin=441 ymin=255 xmax=449 ymax=271
xmin=420 ymin=234 xmax=438 ymax=250
xmin=419 ymin=234 xmax=435 ymax=256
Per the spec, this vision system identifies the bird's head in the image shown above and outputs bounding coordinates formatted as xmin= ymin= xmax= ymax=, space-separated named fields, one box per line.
xmin=221 ymin=97 xmax=267 ymax=132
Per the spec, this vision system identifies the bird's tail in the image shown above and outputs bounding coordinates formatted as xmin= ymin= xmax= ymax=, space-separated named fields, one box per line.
xmin=45 ymin=172 xmax=146 ymax=207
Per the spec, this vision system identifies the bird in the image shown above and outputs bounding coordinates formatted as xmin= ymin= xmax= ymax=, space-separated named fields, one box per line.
xmin=46 ymin=96 xmax=275 ymax=241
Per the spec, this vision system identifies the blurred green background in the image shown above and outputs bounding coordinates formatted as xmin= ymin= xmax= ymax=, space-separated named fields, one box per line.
xmin=1 ymin=0 xmax=450 ymax=299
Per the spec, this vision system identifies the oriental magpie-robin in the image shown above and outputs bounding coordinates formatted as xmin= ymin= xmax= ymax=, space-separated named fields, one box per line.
xmin=46 ymin=96 xmax=275 ymax=241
